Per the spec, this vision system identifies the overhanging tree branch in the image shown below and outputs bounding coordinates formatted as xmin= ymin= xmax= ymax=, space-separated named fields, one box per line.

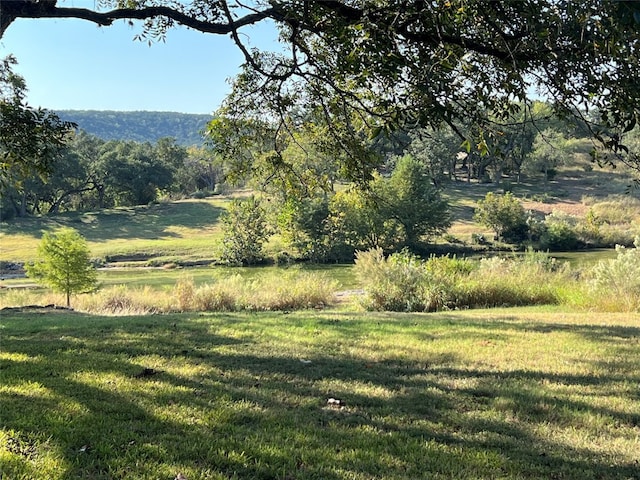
xmin=0 ymin=0 xmax=275 ymax=37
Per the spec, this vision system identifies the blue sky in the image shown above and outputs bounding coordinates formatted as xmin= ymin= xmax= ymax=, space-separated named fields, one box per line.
xmin=0 ymin=9 xmax=279 ymax=114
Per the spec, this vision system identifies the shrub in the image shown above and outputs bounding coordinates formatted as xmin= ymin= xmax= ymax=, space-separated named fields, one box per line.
xmin=539 ymin=211 xmax=580 ymax=251
xmin=219 ymin=196 xmax=271 ymax=266
xmin=190 ymin=190 xmax=212 ymax=199
xmin=521 ymin=247 xmax=563 ymax=272
xmin=474 ymin=192 xmax=528 ymax=243
xmin=354 ymin=248 xmax=567 ymax=312
xmin=355 ymin=248 xmax=431 ymax=312
xmin=589 ymin=237 xmax=640 ymax=311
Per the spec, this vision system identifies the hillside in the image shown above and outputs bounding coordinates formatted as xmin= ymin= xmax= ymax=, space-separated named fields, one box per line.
xmin=57 ymin=110 xmax=213 ymax=146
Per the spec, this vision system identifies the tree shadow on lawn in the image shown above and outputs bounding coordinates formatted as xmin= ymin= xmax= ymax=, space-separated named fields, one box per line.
xmin=0 ymin=201 xmax=224 ymax=242
xmin=1 ymin=311 xmax=638 ymax=479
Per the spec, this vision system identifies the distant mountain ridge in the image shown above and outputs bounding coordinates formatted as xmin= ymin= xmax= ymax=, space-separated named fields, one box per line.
xmin=57 ymin=110 xmax=213 ymax=146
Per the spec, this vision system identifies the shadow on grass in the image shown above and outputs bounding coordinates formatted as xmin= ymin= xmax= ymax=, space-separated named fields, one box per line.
xmin=0 ymin=201 xmax=225 ymax=242
xmin=1 ymin=310 xmax=638 ymax=479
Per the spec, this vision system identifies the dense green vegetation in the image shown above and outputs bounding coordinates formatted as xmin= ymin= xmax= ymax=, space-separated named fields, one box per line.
xmin=25 ymin=227 xmax=97 ymax=308
xmin=1 ymin=308 xmax=638 ymax=479
xmin=56 ymin=110 xmax=213 ymax=146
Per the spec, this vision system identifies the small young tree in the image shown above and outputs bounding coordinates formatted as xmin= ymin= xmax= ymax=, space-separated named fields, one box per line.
xmin=219 ymin=196 xmax=271 ymax=265
xmin=474 ymin=192 xmax=528 ymax=243
xmin=385 ymin=155 xmax=451 ymax=249
xmin=26 ymin=227 xmax=97 ymax=307
xmin=526 ymin=128 xmax=569 ymax=186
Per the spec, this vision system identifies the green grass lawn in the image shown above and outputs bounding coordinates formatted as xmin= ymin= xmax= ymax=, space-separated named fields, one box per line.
xmin=1 ymin=308 xmax=638 ymax=479
xmin=0 ymin=199 xmax=227 ymax=264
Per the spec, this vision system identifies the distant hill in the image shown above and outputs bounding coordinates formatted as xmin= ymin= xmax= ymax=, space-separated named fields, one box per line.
xmin=57 ymin=110 xmax=213 ymax=146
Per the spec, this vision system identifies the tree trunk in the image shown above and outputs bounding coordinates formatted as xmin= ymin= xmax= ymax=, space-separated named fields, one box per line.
xmin=19 ymin=190 xmax=27 ymax=217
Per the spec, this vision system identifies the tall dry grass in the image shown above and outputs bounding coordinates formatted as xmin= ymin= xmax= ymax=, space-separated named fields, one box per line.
xmin=0 ymin=270 xmax=338 ymax=315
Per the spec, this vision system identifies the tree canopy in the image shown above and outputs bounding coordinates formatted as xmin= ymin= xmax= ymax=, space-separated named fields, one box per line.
xmin=0 ymin=54 xmax=75 ymax=190
xmin=25 ymin=227 xmax=97 ymax=307
xmin=2 ymin=1 xmax=639 ymax=179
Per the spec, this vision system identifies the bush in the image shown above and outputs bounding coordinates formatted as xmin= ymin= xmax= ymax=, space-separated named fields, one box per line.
xmin=355 ymin=248 xmax=431 ymax=312
xmin=589 ymin=237 xmax=640 ymax=311
xmin=219 ymin=196 xmax=271 ymax=266
xmin=354 ymin=248 xmax=565 ymax=312
xmin=539 ymin=211 xmax=580 ymax=251
xmin=474 ymin=192 xmax=528 ymax=243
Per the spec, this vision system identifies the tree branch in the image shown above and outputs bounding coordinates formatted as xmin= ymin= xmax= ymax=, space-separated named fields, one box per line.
xmin=0 ymin=0 xmax=275 ymax=38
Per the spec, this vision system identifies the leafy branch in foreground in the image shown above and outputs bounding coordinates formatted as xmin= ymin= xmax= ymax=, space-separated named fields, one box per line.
xmin=2 ymin=2 xmax=639 ymax=181
xmin=0 ymin=55 xmax=76 ymax=192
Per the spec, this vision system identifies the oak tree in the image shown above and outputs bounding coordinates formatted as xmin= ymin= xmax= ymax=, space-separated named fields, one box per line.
xmin=2 ymin=1 xmax=639 ymax=180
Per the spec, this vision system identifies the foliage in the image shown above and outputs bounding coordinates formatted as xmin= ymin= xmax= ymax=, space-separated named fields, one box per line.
xmin=539 ymin=211 xmax=580 ymax=251
xmin=276 ymin=195 xmax=333 ymax=262
xmin=2 ymin=2 xmax=640 ymax=182
xmin=405 ymin=127 xmax=461 ymax=185
xmin=355 ymin=247 xmax=564 ymax=312
xmin=526 ymin=128 xmax=571 ymax=182
xmin=219 ymin=196 xmax=270 ymax=266
xmin=0 ymin=55 xmax=75 ymax=192
xmin=328 ymin=183 xmax=399 ymax=257
xmin=590 ymin=237 xmax=640 ymax=311
xmin=25 ymin=227 xmax=97 ymax=307
xmin=177 ymin=145 xmax=222 ymax=194
xmin=384 ymin=155 xmax=452 ymax=248
xmin=98 ymin=140 xmax=175 ymax=205
xmin=0 ymin=131 xmax=203 ymax=216
xmin=56 ymin=110 xmax=211 ymax=145
xmin=474 ymin=192 xmax=528 ymax=242
xmin=321 ymin=156 xmax=451 ymax=259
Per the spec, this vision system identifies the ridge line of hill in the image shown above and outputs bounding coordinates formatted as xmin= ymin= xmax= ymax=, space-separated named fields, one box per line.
xmin=57 ymin=109 xmax=214 ymax=146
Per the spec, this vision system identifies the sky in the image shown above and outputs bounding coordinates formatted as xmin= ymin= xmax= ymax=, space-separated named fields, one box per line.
xmin=0 ymin=3 xmax=280 ymax=114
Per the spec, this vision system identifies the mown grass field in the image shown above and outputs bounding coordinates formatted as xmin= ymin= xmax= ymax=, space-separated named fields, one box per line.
xmin=0 ymin=198 xmax=227 ymax=265
xmin=1 ymin=308 xmax=639 ymax=479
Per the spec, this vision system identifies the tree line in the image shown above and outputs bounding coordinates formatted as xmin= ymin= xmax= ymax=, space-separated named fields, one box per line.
xmin=0 ymin=131 xmax=222 ymax=219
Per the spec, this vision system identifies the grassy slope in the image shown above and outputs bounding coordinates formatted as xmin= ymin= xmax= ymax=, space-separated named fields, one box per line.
xmin=444 ymin=164 xmax=638 ymax=241
xmin=0 ymin=199 xmax=227 ymax=264
xmin=1 ymin=308 xmax=639 ymax=479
